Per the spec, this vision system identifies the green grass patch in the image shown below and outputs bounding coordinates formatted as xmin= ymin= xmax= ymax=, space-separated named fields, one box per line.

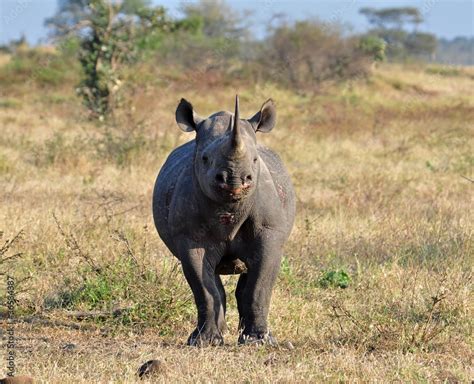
xmin=425 ymin=66 xmax=462 ymax=77
xmin=44 ymin=253 xmax=193 ymax=332
xmin=318 ymin=269 xmax=351 ymax=289
xmin=0 ymin=98 xmax=21 ymax=108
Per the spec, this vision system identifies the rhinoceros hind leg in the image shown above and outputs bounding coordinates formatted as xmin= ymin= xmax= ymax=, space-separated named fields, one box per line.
xmin=235 ymin=273 xmax=247 ymax=330
xmin=215 ymin=274 xmax=227 ymax=317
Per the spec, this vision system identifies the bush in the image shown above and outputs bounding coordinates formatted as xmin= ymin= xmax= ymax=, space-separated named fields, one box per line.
xmin=0 ymin=47 xmax=78 ymax=87
xmin=153 ymin=0 xmax=247 ymax=82
xmin=94 ymin=127 xmax=149 ymax=167
xmin=31 ymin=132 xmax=88 ymax=168
xmin=359 ymin=35 xmax=386 ymax=62
xmin=255 ymin=20 xmax=378 ymax=90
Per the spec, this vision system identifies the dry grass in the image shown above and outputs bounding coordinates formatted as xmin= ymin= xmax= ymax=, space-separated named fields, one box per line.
xmin=0 ymin=62 xmax=473 ymax=383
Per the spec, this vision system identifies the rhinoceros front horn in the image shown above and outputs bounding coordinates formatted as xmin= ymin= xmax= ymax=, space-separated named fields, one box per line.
xmin=230 ymin=95 xmax=246 ymax=159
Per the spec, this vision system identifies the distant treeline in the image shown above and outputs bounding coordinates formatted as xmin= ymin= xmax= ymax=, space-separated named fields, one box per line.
xmin=358 ymin=6 xmax=473 ymax=65
xmin=436 ymin=37 xmax=474 ymax=66
xmin=1 ymin=0 xmax=471 ymax=118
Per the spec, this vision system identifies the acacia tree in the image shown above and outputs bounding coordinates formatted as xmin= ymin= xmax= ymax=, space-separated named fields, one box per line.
xmin=359 ymin=6 xmax=436 ymax=60
xmin=45 ymin=0 xmax=90 ymax=37
xmin=180 ymin=0 xmax=250 ymax=39
xmin=359 ymin=7 xmax=422 ymax=31
xmin=47 ymin=0 xmax=172 ymax=119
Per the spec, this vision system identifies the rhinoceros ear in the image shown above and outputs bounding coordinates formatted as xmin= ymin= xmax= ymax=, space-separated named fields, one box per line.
xmin=176 ymin=98 xmax=203 ymax=132
xmin=248 ymin=99 xmax=276 ymax=133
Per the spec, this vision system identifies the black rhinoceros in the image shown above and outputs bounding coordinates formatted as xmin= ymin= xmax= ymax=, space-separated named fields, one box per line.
xmin=152 ymin=96 xmax=296 ymax=346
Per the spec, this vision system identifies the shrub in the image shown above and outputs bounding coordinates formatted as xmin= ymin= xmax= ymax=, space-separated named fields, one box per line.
xmin=0 ymin=48 xmax=78 ymax=87
xmin=256 ymin=20 xmax=378 ymax=90
xmin=359 ymin=35 xmax=386 ymax=62
xmin=94 ymin=127 xmax=148 ymax=167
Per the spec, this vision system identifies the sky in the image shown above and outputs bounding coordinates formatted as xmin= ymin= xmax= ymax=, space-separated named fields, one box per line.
xmin=0 ymin=0 xmax=473 ymax=45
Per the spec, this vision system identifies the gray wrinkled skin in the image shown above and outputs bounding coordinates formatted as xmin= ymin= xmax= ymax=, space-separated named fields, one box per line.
xmin=152 ymin=96 xmax=296 ymax=346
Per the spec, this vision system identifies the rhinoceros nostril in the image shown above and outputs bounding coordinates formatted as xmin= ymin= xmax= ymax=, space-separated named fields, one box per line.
xmin=245 ymin=175 xmax=252 ymax=182
xmin=215 ymin=173 xmax=226 ymax=183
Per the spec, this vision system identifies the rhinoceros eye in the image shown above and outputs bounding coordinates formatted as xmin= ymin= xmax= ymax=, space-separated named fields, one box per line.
xmin=202 ymin=155 xmax=209 ymax=163
xmin=253 ymin=157 xmax=258 ymax=163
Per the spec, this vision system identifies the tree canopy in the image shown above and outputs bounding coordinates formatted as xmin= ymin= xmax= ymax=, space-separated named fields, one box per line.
xmin=359 ymin=7 xmax=422 ymax=30
xmin=359 ymin=6 xmax=436 ymax=60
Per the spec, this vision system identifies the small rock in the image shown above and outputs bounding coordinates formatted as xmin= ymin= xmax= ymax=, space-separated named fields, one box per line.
xmin=0 ymin=376 xmax=35 ymax=384
xmin=137 ymin=360 xmax=164 ymax=379
xmin=61 ymin=343 xmax=77 ymax=352
xmin=263 ymin=353 xmax=277 ymax=366
xmin=284 ymin=341 xmax=295 ymax=350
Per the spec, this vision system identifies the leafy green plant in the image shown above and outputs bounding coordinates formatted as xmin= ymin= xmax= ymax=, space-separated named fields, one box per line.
xmin=318 ymin=269 xmax=351 ymax=289
xmin=359 ymin=35 xmax=386 ymax=62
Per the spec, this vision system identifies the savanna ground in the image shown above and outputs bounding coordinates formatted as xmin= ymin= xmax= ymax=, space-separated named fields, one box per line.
xmin=0 ymin=59 xmax=473 ymax=383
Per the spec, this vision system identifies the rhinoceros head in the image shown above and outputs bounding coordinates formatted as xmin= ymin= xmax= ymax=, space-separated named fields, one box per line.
xmin=175 ymin=95 xmax=276 ymax=203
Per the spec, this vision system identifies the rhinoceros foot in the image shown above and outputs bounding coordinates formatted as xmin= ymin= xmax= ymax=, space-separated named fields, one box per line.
xmin=187 ymin=327 xmax=224 ymax=347
xmin=238 ymin=331 xmax=277 ymax=346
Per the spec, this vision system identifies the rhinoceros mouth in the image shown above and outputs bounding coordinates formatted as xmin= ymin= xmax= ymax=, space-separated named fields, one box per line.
xmin=218 ymin=183 xmax=251 ymax=193
xmin=217 ymin=183 xmax=251 ymax=200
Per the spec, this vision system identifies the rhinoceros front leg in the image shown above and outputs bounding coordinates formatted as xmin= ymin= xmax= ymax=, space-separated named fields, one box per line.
xmin=237 ymin=237 xmax=283 ymax=345
xmin=178 ymin=240 xmax=226 ymax=346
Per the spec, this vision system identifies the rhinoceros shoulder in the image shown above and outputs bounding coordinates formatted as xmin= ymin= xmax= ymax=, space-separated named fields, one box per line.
xmin=164 ymin=140 xmax=195 ymax=167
